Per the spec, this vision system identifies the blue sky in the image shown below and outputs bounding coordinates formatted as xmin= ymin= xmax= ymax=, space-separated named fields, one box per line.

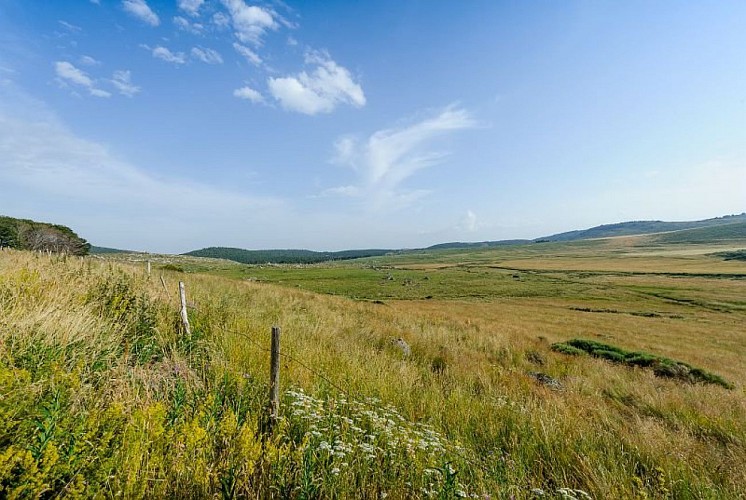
xmin=1 ymin=0 xmax=744 ymax=252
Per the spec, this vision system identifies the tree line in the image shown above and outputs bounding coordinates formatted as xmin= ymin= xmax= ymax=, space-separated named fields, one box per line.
xmin=0 ymin=215 xmax=90 ymax=256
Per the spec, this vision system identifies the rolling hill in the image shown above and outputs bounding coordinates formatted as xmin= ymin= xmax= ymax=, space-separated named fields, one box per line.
xmin=183 ymin=246 xmax=394 ymax=264
xmin=649 ymin=220 xmax=746 ymax=244
xmin=536 ymin=213 xmax=746 ymax=242
xmin=184 ymin=213 xmax=745 ymax=265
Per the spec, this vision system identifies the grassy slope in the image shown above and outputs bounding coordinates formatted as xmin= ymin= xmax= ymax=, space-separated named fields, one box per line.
xmin=1 ymin=243 xmax=745 ymax=498
xmin=537 ymin=213 xmax=746 ymax=242
xmin=649 ymin=221 xmax=746 ymax=244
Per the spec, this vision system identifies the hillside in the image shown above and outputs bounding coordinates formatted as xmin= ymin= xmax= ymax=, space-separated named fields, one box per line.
xmin=537 ymin=213 xmax=746 ymax=242
xmin=0 ymin=215 xmax=90 ymax=255
xmin=425 ymin=239 xmax=530 ymax=250
xmin=648 ymin=220 xmax=746 ymax=244
xmin=183 ymin=246 xmax=393 ymax=264
xmin=184 ymin=214 xmax=745 ymax=265
xmin=90 ymin=245 xmax=138 ymax=254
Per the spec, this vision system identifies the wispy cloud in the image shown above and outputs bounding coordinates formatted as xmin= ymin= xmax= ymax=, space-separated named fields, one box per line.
xmin=54 ymin=61 xmax=111 ymax=98
xmin=268 ymin=51 xmax=365 ymax=115
xmin=143 ymin=45 xmax=186 ymax=65
xmin=178 ymin=0 xmax=204 ymax=17
xmin=458 ymin=210 xmax=479 ymax=232
xmin=0 ymin=87 xmax=282 ymax=252
xmin=174 ymin=16 xmax=204 ymax=35
xmin=221 ymin=0 xmax=277 ymax=46
xmin=122 ymin=0 xmax=159 ymax=27
xmin=191 ymin=47 xmax=223 ymax=65
xmin=58 ymin=20 xmax=82 ymax=33
xmin=233 ymin=43 xmax=262 ymax=66
xmin=212 ymin=12 xmax=230 ymax=29
xmin=110 ymin=70 xmax=140 ymax=97
xmin=79 ymin=55 xmax=100 ymax=66
xmin=233 ymin=86 xmax=263 ymax=103
xmin=326 ymin=106 xmax=476 ymax=210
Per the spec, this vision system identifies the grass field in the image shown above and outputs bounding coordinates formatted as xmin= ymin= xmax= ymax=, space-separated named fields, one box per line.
xmin=1 ymin=235 xmax=745 ymax=498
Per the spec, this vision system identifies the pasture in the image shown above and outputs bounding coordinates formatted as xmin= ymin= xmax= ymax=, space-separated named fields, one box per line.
xmin=1 ymin=233 xmax=744 ymax=498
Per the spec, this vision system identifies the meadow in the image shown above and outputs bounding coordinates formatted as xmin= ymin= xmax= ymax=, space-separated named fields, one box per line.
xmin=1 ymin=232 xmax=744 ymax=498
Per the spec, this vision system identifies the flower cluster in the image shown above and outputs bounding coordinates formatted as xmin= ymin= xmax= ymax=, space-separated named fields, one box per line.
xmin=285 ymin=388 xmax=475 ymax=496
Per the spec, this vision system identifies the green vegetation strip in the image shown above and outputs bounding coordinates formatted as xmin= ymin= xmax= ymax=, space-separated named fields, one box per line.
xmin=715 ymin=250 xmax=746 ymax=261
xmin=551 ymin=339 xmax=733 ymax=389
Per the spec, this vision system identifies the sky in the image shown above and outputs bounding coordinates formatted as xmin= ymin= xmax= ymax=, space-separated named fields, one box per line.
xmin=0 ymin=1 xmax=744 ymax=253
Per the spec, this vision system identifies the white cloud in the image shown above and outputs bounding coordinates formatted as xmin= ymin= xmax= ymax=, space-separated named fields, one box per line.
xmin=110 ymin=70 xmax=140 ymax=97
xmin=178 ymin=0 xmax=204 ymax=17
xmin=145 ymin=46 xmax=187 ymax=64
xmin=321 ymin=185 xmax=360 ymax=197
xmin=89 ymin=88 xmax=112 ymax=98
xmin=55 ymin=62 xmax=93 ymax=87
xmin=191 ymin=47 xmax=223 ymax=64
xmin=0 ymin=88 xmax=282 ymax=252
xmin=58 ymin=20 xmax=82 ymax=32
xmin=267 ymin=52 xmax=365 ymax=115
xmin=212 ymin=12 xmax=230 ymax=29
xmin=233 ymin=43 xmax=262 ymax=66
xmin=459 ymin=210 xmax=479 ymax=232
xmin=174 ymin=16 xmax=204 ymax=34
xmin=327 ymin=106 xmax=476 ymax=210
xmin=233 ymin=86 xmax=264 ymax=103
xmin=122 ymin=0 xmax=159 ymax=27
xmin=54 ymin=61 xmax=110 ymax=98
xmin=221 ymin=0 xmax=277 ymax=45
xmin=79 ymin=55 xmax=100 ymax=66
xmin=332 ymin=136 xmax=357 ymax=166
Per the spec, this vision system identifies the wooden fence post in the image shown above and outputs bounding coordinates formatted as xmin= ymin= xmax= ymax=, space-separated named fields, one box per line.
xmin=160 ymin=275 xmax=169 ymax=297
xmin=268 ymin=326 xmax=281 ymax=433
xmin=179 ymin=281 xmax=191 ymax=336
xmin=147 ymin=260 xmax=151 ymax=276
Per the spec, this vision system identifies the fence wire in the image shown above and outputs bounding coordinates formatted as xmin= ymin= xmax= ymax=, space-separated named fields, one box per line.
xmin=211 ymin=321 xmax=498 ymax=479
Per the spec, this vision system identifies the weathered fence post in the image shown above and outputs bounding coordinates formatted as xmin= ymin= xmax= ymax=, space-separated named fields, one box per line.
xmin=160 ymin=275 xmax=169 ymax=297
xmin=147 ymin=260 xmax=151 ymax=276
xmin=179 ymin=281 xmax=191 ymax=336
xmin=267 ymin=326 xmax=281 ymax=433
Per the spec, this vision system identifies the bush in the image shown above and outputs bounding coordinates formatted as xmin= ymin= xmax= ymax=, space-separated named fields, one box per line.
xmin=591 ymin=349 xmax=625 ymax=363
xmin=160 ymin=264 xmax=185 ymax=273
xmin=551 ymin=343 xmax=586 ymax=356
xmin=551 ymin=338 xmax=732 ymax=389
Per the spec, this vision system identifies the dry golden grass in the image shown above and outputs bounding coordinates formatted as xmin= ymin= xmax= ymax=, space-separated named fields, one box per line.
xmin=1 ymin=246 xmax=745 ymax=498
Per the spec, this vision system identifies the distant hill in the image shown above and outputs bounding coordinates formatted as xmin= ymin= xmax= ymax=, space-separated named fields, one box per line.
xmin=648 ymin=221 xmax=746 ymax=244
xmin=0 ymin=215 xmax=90 ymax=255
xmin=183 ymin=213 xmax=745 ymax=265
xmin=536 ymin=213 xmax=746 ymax=242
xmin=183 ymin=247 xmax=393 ymax=264
xmin=90 ymin=246 xmax=138 ymax=254
xmin=425 ymin=239 xmax=530 ymax=250
xmin=185 ymin=240 xmax=532 ymax=265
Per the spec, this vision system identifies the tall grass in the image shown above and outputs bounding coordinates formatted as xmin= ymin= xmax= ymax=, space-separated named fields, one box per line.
xmin=0 ymin=249 xmax=744 ymax=498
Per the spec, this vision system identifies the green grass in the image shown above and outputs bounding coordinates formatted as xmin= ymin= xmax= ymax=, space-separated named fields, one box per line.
xmin=551 ymin=339 xmax=733 ymax=389
xmin=715 ymin=249 xmax=746 ymax=261
xmin=649 ymin=221 xmax=746 ymax=244
xmin=2 ymin=237 xmax=745 ymax=498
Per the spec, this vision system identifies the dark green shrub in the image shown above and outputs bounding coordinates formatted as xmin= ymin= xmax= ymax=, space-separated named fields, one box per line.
xmin=550 ymin=343 xmax=586 ymax=356
xmin=591 ymin=349 xmax=625 ymax=363
xmin=160 ymin=264 xmax=185 ymax=273
xmin=551 ymin=338 xmax=732 ymax=389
